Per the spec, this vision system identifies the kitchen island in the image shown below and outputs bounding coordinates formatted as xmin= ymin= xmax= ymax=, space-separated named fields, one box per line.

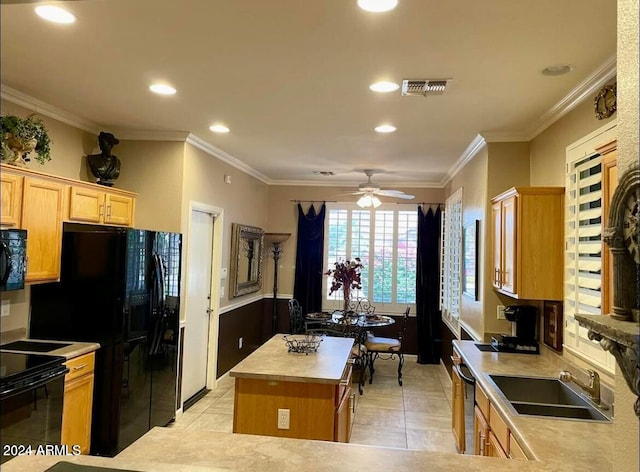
xmin=229 ymin=333 xmax=354 ymax=442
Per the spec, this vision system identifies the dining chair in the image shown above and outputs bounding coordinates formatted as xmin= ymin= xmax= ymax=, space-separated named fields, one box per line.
xmin=365 ymin=305 xmax=410 ymax=386
xmin=287 ymin=299 xmax=305 ymax=334
xmin=306 ymin=324 xmax=368 ymax=395
xmin=348 ymin=297 xmax=375 ymax=315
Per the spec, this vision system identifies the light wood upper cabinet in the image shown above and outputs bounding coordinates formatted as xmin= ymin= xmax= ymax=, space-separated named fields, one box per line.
xmin=68 ymin=184 xmax=135 ymax=227
xmin=490 ymin=187 xmax=564 ymax=300
xmin=0 ymin=172 xmax=23 ymax=228
xmin=22 ymin=176 xmax=65 ymax=283
xmin=0 ymin=163 xmax=137 ymax=285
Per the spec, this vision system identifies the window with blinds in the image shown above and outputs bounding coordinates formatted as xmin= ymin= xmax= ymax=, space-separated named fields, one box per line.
xmin=324 ymin=203 xmax=417 ymax=313
xmin=440 ymin=189 xmax=462 ymax=328
xmin=565 ymin=153 xmax=603 ymax=316
xmin=563 ymin=122 xmax=616 ymax=373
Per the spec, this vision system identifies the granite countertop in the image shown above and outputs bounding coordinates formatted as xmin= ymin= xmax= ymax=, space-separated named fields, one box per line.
xmin=454 ymin=340 xmax=613 ymax=471
xmin=229 ymin=333 xmax=353 ymax=384
xmin=2 ymin=427 xmax=586 ymax=472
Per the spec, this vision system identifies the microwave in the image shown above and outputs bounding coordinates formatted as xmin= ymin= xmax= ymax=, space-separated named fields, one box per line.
xmin=0 ymin=229 xmax=27 ymax=291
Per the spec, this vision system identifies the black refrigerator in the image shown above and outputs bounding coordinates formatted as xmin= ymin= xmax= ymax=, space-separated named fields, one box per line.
xmin=30 ymin=223 xmax=181 ymax=456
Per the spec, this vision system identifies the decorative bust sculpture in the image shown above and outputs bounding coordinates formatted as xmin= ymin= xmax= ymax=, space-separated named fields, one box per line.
xmin=87 ymin=132 xmax=121 ymax=186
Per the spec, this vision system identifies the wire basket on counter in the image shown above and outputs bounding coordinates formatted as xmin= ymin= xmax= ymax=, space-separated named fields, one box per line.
xmin=283 ymin=334 xmax=323 ymax=354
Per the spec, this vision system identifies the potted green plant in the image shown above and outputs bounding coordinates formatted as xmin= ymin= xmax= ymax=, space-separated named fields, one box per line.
xmin=0 ymin=114 xmax=52 ymax=166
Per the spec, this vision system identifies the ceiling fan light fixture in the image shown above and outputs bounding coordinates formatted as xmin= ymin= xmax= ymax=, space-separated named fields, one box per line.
xmin=369 ymin=81 xmax=400 ymax=93
xmin=357 ymin=0 xmax=398 ymax=13
xmin=357 ymin=194 xmax=382 ymax=208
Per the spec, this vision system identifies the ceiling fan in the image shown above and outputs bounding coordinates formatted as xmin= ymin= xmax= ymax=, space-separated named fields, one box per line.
xmin=339 ymin=170 xmax=415 ymax=208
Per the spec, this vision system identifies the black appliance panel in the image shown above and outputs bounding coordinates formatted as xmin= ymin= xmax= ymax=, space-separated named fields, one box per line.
xmin=0 ymin=229 xmax=27 ymax=291
xmin=0 ymin=353 xmax=68 ymax=464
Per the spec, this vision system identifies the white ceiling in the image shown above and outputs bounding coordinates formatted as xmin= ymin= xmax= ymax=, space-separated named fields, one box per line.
xmin=0 ymin=0 xmax=617 ymax=187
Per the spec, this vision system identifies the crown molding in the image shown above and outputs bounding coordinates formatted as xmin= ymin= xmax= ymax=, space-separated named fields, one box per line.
xmin=442 ymin=133 xmax=487 ymax=187
xmin=111 ymin=129 xmax=190 ymax=141
xmin=443 ymin=55 xmax=617 ymax=185
xmin=271 ymin=178 xmax=443 ymax=188
xmin=526 ymin=55 xmax=617 ymax=139
xmin=185 ymin=133 xmax=271 ymax=184
xmin=1 ymin=84 xmax=100 ymax=134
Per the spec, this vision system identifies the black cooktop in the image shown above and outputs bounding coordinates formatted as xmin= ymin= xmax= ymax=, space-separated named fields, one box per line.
xmin=0 ymin=352 xmax=66 ymax=391
xmin=1 ymin=340 xmax=71 ymax=352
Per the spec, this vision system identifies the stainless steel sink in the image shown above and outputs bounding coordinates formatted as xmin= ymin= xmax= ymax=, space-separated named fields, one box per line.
xmin=489 ymin=375 xmax=585 ymax=406
xmin=511 ymin=402 xmax=610 ymax=421
xmin=486 ymin=374 xmax=612 ymax=423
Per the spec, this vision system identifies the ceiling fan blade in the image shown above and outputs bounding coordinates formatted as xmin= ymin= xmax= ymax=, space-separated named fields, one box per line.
xmin=377 ymin=189 xmax=412 ymax=197
xmin=330 ymin=191 xmax=365 ymax=197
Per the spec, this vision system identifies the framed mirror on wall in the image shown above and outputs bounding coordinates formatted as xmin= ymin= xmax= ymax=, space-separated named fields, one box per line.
xmin=230 ymin=223 xmax=264 ymax=298
xmin=462 ymin=220 xmax=479 ymax=301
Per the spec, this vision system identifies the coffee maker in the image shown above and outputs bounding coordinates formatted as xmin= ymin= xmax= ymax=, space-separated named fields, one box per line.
xmin=491 ymin=305 xmax=539 ymax=354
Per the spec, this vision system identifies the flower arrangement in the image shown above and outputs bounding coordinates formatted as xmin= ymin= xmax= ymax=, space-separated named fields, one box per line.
xmin=325 ymin=258 xmax=364 ymax=312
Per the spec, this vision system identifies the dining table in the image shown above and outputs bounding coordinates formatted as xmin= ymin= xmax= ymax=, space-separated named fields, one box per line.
xmin=305 ymin=311 xmax=396 ymax=329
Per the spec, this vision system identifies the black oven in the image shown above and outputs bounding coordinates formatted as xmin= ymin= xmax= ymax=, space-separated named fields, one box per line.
xmin=0 ymin=229 xmax=27 ymax=291
xmin=0 ymin=352 xmax=68 ymax=464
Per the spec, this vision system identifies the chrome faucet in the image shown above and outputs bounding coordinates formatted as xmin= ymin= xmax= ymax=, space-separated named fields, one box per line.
xmin=559 ymin=369 xmax=601 ymax=405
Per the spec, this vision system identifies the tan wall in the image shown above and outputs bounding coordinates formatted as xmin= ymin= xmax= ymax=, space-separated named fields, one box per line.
xmin=530 ymin=92 xmax=616 ymax=187
xmin=116 ymin=140 xmax=185 ymax=233
xmin=265 ymin=185 xmax=446 ymax=297
xmin=0 ymin=100 xmax=97 ymax=181
xmin=614 ymin=0 xmax=639 ymax=469
xmin=182 ymin=143 xmax=269 ymax=308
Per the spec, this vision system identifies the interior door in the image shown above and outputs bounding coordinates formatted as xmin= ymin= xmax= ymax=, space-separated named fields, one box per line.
xmin=182 ymin=209 xmax=214 ymax=404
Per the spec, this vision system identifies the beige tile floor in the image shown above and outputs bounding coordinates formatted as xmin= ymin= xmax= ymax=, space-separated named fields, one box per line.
xmin=168 ymin=355 xmax=456 ymax=453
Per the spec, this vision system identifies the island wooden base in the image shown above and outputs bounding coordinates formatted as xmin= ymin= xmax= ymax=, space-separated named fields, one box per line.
xmin=233 ymin=367 xmax=353 ymax=442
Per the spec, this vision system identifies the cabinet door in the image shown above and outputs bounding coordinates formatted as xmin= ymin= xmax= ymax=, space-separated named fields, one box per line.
xmin=451 ymin=365 xmax=466 ymax=453
xmin=0 ymin=172 xmax=23 ymax=228
xmin=61 ymin=373 xmax=94 ymax=454
xmin=473 ymin=405 xmax=489 ymax=456
xmin=68 ymin=186 xmax=105 ymax=223
xmin=334 ymin=386 xmax=352 ymax=443
xmin=104 ymin=193 xmax=134 ymax=226
xmin=509 ymin=433 xmax=528 ymax=460
xmin=501 ymin=196 xmax=517 ymax=293
xmin=490 ymin=201 xmax=502 ymax=289
xmin=22 ymin=177 xmax=65 ymax=283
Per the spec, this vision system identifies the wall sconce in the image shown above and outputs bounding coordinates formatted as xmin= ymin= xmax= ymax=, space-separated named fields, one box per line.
xmin=265 ymin=233 xmax=291 ymax=335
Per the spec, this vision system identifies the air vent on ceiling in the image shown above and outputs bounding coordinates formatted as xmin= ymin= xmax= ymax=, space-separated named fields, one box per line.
xmin=313 ymin=171 xmax=335 ymax=176
xmin=401 ymin=79 xmax=451 ymax=97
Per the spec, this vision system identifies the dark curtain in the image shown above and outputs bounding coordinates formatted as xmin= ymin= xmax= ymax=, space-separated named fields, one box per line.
xmin=416 ymin=205 xmax=442 ymax=364
xmin=293 ymin=203 xmax=326 ymax=315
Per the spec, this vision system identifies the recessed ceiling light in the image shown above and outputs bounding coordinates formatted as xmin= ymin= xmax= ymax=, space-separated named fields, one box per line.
xmin=209 ymin=124 xmax=230 ymax=134
xmin=369 ymin=81 xmax=400 ymax=93
xmin=35 ymin=5 xmax=76 ymax=24
xmin=375 ymin=124 xmax=396 ymax=133
xmin=149 ymin=84 xmax=177 ymax=95
xmin=541 ymin=64 xmax=575 ymax=76
xmin=357 ymin=0 xmax=398 ymax=12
